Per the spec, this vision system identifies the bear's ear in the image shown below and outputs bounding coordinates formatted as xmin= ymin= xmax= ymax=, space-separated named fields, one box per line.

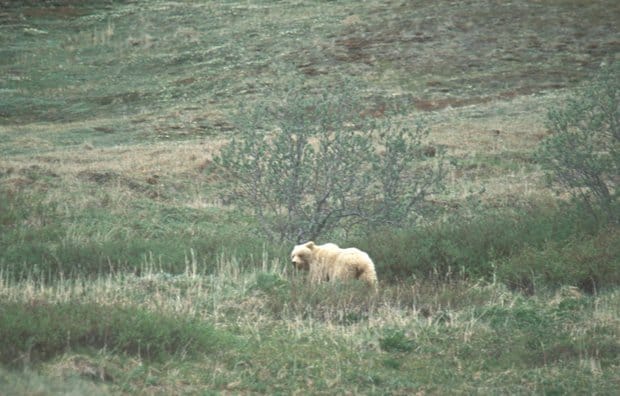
xmin=305 ymin=241 xmax=315 ymax=249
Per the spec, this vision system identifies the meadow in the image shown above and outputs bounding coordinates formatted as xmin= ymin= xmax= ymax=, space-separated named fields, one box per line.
xmin=0 ymin=0 xmax=619 ymax=394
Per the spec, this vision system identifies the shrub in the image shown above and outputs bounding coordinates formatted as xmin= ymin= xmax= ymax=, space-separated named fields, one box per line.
xmin=497 ymin=227 xmax=620 ymax=293
xmin=213 ymin=84 xmax=446 ymax=242
xmin=0 ymin=302 xmax=236 ymax=367
xmin=537 ymin=61 xmax=619 ymax=222
xmin=354 ymin=202 xmax=606 ymax=283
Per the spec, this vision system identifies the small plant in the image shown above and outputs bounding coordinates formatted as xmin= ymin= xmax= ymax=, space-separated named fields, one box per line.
xmin=379 ymin=328 xmax=415 ymax=353
xmin=213 ymin=83 xmax=446 ymax=242
xmin=254 ymin=272 xmax=287 ymax=291
xmin=537 ymin=61 xmax=619 ymax=222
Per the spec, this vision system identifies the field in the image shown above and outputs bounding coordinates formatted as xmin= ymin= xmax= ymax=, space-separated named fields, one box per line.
xmin=1 ymin=0 xmax=619 ymax=394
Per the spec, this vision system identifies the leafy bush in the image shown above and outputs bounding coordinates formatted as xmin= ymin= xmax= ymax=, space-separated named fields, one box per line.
xmin=0 ymin=302 xmax=236 ymax=366
xmin=537 ymin=61 xmax=619 ymax=222
xmin=213 ymin=84 xmax=446 ymax=242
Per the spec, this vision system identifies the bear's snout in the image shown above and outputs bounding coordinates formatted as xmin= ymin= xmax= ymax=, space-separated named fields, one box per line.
xmin=291 ymin=256 xmax=306 ymax=270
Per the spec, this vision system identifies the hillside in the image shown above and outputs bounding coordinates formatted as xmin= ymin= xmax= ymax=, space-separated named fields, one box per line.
xmin=0 ymin=1 xmax=619 ymax=394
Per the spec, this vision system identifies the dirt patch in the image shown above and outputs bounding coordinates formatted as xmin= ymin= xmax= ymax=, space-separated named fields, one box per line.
xmin=22 ymin=6 xmax=88 ymax=18
xmin=94 ymin=92 xmax=144 ymax=106
xmin=77 ymin=170 xmax=168 ymax=199
xmin=18 ymin=165 xmax=60 ymax=180
xmin=78 ymin=170 xmax=144 ymax=191
xmin=412 ymin=85 xmax=566 ymax=111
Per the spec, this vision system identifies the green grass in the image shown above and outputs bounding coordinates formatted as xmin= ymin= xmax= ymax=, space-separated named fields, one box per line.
xmin=1 ymin=0 xmax=619 ymax=394
xmin=0 ymin=187 xmax=286 ymax=280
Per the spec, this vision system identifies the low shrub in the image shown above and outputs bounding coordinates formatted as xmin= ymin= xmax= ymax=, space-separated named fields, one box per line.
xmin=0 ymin=302 xmax=236 ymax=367
xmin=497 ymin=227 xmax=620 ymax=293
xmin=356 ymin=203 xmax=606 ymax=283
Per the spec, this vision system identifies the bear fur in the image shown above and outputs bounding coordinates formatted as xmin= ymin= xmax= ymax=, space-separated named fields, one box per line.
xmin=290 ymin=241 xmax=378 ymax=289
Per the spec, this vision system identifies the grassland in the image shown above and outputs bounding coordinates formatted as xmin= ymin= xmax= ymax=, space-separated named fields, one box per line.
xmin=1 ymin=0 xmax=619 ymax=394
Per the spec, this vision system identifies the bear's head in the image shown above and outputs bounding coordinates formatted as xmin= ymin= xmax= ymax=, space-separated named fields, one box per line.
xmin=290 ymin=241 xmax=315 ymax=270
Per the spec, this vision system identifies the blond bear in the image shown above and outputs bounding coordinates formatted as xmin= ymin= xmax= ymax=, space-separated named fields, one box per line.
xmin=290 ymin=241 xmax=378 ymax=289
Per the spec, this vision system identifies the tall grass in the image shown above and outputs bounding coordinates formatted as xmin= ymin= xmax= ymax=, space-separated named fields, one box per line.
xmin=0 ymin=187 xmax=286 ymax=281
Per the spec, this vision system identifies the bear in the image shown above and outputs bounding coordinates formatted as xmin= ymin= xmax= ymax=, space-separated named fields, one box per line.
xmin=290 ymin=241 xmax=378 ymax=289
